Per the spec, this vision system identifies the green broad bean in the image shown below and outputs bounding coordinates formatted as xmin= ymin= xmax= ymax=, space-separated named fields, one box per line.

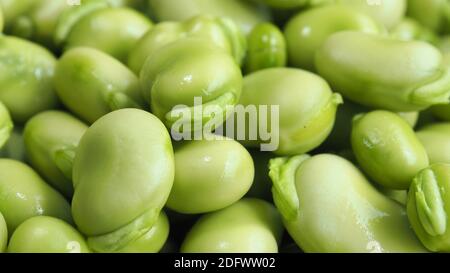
xmin=54 ymin=0 xmax=110 ymax=47
xmin=312 ymin=0 xmax=406 ymax=30
xmin=7 ymin=216 xmax=90 ymax=253
xmin=128 ymin=15 xmax=246 ymax=74
xmin=181 ymin=198 xmax=283 ymax=253
xmin=416 ymin=123 xmax=450 ymax=164
xmin=139 ymin=38 xmax=243 ymax=132
xmin=167 ymin=137 xmax=254 ymax=214
xmin=0 ymin=211 xmax=6 ymax=252
xmin=117 ymin=211 xmax=169 ymax=253
xmin=147 ymin=0 xmax=271 ymax=34
xmin=351 ymin=110 xmax=429 ymax=190
xmin=8 ymin=0 xmax=69 ymax=48
xmin=237 ymin=67 xmax=342 ymax=155
xmin=58 ymin=6 xmax=153 ymax=62
xmin=2 ymin=0 xmax=449 ymax=254
xmin=24 ymin=111 xmax=88 ymax=198
xmin=269 ymin=154 xmax=426 ymax=252
xmin=407 ymin=0 xmax=450 ymax=34
xmin=0 ymin=101 xmax=12 ymax=149
xmin=72 ymin=109 xmax=174 ymax=253
xmin=407 ymin=164 xmax=450 ymax=252
xmin=284 ymin=5 xmax=381 ymax=71
xmin=0 ymin=0 xmax=34 ymax=29
xmin=315 ymin=31 xmax=450 ymax=111
xmin=346 ymin=0 xmax=406 ymax=29
xmin=0 ymin=159 xmax=72 ymax=234
xmin=244 ymin=22 xmax=286 ymax=74
xmin=324 ymin=99 xmax=419 ymax=150
xmin=391 ymin=18 xmax=439 ymax=45
xmin=0 ymin=35 xmax=59 ymax=124
xmin=398 ymin=111 xmax=420 ymax=128
xmin=54 ymin=47 xmax=144 ymax=124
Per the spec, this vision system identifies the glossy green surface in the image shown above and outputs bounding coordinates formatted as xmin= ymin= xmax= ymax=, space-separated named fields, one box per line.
xmin=417 ymin=122 xmax=450 ymax=164
xmin=391 ymin=18 xmax=439 ymax=44
xmin=238 ymin=68 xmax=342 ymax=155
xmin=398 ymin=111 xmax=420 ymax=128
xmin=407 ymin=0 xmax=450 ymax=34
xmin=72 ymin=109 xmax=174 ymax=253
xmin=316 ymin=31 xmax=450 ymax=111
xmin=0 ymin=35 xmax=58 ymax=124
xmin=2 ymin=0 xmax=449 ymax=254
xmin=8 ymin=0 xmax=69 ymax=48
xmin=24 ymin=111 xmax=88 ymax=198
xmin=117 ymin=211 xmax=169 ymax=253
xmin=128 ymin=15 xmax=246 ymax=74
xmin=351 ymin=111 xmax=429 ymax=190
xmin=269 ymin=154 xmax=426 ymax=252
xmin=0 ymin=211 xmax=6 ymax=252
xmin=324 ymin=99 xmax=419 ymax=149
xmin=313 ymin=0 xmax=406 ymax=29
xmin=407 ymin=164 xmax=450 ymax=252
xmin=181 ymin=198 xmax=283 ymax=253
xmin=285 ymin=5 xmax=381 ymax=71
xmin=147 ymin=0 xmax=271 ymax=34
xmin=167 ymin=137 xmax=254 ymax=214
xmin=140 ymin=38 xmax=242 ymax=132
xmin=0 ymin=159 xmax=72 ymax=235
xmin=54 ymin=47 xmax=144 ymax=124
xmin=0 ymin=101 xmax=12 ymax=149
xmin=8 ymin=216 xmax=90 ymax=253
xmin=245 ymin=22 xmax=286 ymax=74
xmin=0 ymin=0 xmax=34 ymax=29
xmin=62 ymin=7 xmax=152 ymax=62
xmin=54 ymin=0 xmax=110 ymax=47
xmin=346 ymin=0 xmax=406 ymax=29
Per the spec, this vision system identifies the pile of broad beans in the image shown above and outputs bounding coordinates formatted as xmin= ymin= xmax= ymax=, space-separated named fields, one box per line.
xmin=1 ymin=0 xmax=450 ymax=253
